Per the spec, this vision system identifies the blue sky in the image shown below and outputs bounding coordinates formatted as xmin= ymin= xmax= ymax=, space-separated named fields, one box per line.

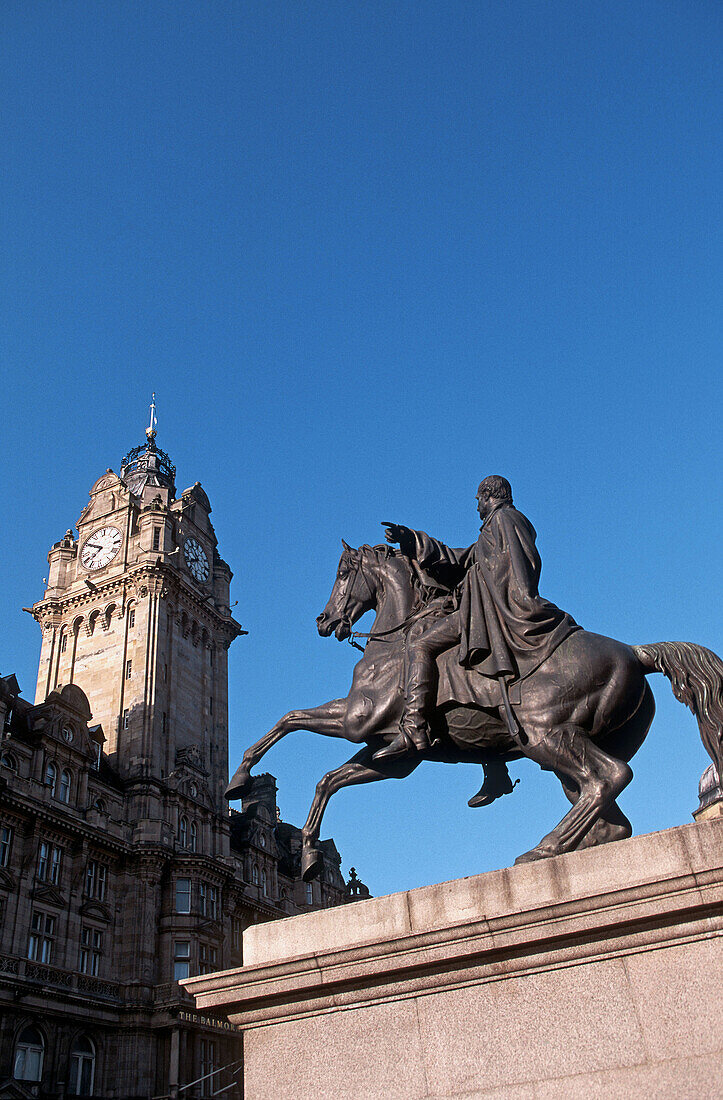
xmin=1 ymin=2 xmax=721 ymax=897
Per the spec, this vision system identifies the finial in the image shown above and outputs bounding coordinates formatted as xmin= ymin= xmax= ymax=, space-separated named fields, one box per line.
xmin=146 ymin=393 xmax=157 ymax=442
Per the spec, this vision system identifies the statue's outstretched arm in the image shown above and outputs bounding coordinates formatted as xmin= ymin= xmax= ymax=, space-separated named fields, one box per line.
xmin=382 ymin=522 xmax=472 ymax=571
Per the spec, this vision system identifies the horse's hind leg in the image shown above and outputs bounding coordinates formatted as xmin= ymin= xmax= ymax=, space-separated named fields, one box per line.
xmin=568 ymin=682 xmax=655 ymax=849
xmin=516 ymin=725 xmax=633 ymax=864
xmin=555 ymin=772 xmax=632 ymax=850
xmin=301 ymin=748 xmax=420 ymax=881
xmin=226 ymin=699 xmax=347 ymax=799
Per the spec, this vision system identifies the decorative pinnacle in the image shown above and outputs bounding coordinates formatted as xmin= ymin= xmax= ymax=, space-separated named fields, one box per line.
xmin=146 ymin=393 xmax=157 ymax=442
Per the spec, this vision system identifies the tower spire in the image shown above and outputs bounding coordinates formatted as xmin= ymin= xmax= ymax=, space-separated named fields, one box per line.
xmin=146 ymin=392 xmax=158 ymax=442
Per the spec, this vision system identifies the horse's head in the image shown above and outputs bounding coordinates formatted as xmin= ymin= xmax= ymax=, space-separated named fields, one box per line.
xmin=316 ymin=542 xmax=380 ymax=641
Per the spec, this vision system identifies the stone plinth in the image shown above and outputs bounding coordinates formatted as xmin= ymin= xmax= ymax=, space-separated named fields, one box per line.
xmin=185 ymin=819 xmax=723 ymax=1099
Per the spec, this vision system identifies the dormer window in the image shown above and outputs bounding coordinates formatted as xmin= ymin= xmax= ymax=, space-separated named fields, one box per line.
xmin=58 ymin=769 xmax=72 ymax=804
xmin=45 ymin=760 xmax=57 ymax=795
xmin=62 ymin=726 xmax=74 ymax=744
xmin=179 ymin=816 xmax=188 ymax=848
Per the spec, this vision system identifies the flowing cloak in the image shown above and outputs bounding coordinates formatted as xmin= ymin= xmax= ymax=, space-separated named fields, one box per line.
xmin=403 ymin=504 xmax=580 ymax=685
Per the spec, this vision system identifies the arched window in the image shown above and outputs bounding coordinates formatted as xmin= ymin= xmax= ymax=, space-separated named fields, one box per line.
xmin=1 ymin=751 xmax=17 ymax=772
xmin=59 ymin=627 xmax=69 ymax=654
xmin=261 ymin=868 xmax=268 ymax=896
xmin=179 ymin=816 xmax=188 ymax=848
xmin=190 ymin=821 xmax=198 ymax=853
xmin=13 ymin=1025 xmax=44 ymax=1082
xmin=88 ymin=610 xmax=100 ymax=636
xmin=68 ymin=1035 xmax=96 ymax=1096
xmin=59 ymin=769 xmax=72 ymax=804
xmin=45 ymin=761 xmax=57 ymax=796
xmin=251 ymin=864 xmax=259 ymax=886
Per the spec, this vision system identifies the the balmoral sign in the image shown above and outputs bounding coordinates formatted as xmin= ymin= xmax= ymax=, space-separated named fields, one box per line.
xmin=176 ymin=1009 xmax=238 ymax=1032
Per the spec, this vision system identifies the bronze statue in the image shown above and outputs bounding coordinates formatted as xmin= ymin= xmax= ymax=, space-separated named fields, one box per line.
xmin=374 ymin=475 xmax=578 ymax=763
xmin=227 ymin=478 xmax=723 ymax=881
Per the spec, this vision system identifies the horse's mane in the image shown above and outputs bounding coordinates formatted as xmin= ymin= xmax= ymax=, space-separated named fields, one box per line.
xmin=354 ymin=543 xmax=424 ymax=598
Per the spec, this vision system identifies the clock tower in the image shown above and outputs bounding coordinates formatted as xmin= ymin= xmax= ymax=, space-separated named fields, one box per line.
xmin=31 ymin=411 xmax=245 ymax=803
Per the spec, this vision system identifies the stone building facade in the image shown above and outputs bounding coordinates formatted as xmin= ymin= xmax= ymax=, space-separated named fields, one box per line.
xmin=0 ymin=424 xmax=360 ymax=1099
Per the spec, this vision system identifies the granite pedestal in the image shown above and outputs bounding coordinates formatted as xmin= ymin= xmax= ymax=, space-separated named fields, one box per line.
xmin=185 ymin=818 xmax=723 ymax=1098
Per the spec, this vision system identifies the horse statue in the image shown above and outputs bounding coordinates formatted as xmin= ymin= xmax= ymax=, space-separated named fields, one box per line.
xmin=226 ymin=541 xmax=723 ymax=881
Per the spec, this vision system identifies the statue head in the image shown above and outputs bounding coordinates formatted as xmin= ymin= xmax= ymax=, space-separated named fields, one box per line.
xmin=476 ymin=475 xmax=512 ymax=519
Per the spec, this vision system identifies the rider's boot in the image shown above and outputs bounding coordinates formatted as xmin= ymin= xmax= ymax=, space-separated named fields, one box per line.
xmin=467 ymin=761 xmax=516 ymax=807
xmin=373 ymin=654 xmax=436 ymax=762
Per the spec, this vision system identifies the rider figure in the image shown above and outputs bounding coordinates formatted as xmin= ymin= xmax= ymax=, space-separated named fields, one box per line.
xmin=373 ymin=476 xmax=580 ymax=775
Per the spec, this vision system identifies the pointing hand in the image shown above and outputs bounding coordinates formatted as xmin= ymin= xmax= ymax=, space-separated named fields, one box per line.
xmin=382 ymin=522 xmax=407 ymax=545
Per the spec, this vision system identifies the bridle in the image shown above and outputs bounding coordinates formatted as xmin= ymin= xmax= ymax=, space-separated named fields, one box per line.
xmin=338 ymin=549 xmax=438 ymax=653
xmin=337 ymin=550 xmax=375 ymax=650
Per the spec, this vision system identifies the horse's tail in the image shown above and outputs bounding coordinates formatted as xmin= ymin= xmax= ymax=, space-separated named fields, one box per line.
xmin=633 ymin=642 xmax=723 ymax=776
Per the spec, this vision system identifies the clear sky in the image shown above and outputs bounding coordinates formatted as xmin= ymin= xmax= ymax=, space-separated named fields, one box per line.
xmin=1 ymin=2 xmax=721 ymax=897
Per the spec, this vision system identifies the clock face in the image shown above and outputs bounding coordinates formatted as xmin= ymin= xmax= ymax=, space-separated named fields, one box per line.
xmin=183 ymin=538 xmax=209 ymax=583
xmin=81 ymin=526 xmax=122 ymax=571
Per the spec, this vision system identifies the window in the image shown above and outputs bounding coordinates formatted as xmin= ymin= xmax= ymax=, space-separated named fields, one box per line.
xmin=199 ymin=942 xmax=217 ymax=974
xmin=199 ymin=1038 xmax=217 ymax=1097
xmin=1 ymin=751 xmax=17 ymax=771
xmin=79 ymin=927 xmax=103 ymax=976
xmin=125 ymin=659 xmax=132 ymax=680
xmin=28 ymin=912 xmax=55 ymax=963
xmin=209 ymin=695 xmax=213 ymax=715
xmin=59 ymin=768 xmax=72 ymax=803
xmin=0 ymin=824 xmax=12 ymax=867
xmin=93 ymin=798 xmax=106 ymax=813
xmin=128 ymin=607 xmax=135 ymax=628
xmin=123 ymin=709 xmax=130 ymax=730
xmin=37 ymin=841 xmax=62 ymax=886
xmin=199 ymin=883 xmax=218 ymax=919
xmin=152 ymin=527 xmax=161 ymax=551
xmin=261 ymin=868 xmax=268 ymax=896
xmin=232 ymin=918 xmax=243 ymax=954
xmin=62 ymin=726 xmax=74 ymax=744
xmin=190 ymin=820 xmax=198 ymax=853
xmin=85 ymin=860 xmax=107 ymax=901
xmin=68 ymin=1035 xmax=95 ymax=1097
xmin=162 ymin=712 xmax=167 ymax=735
xmin=305 ymin=882 xmax=313 ymax=906
xmin=173 ymin=940 xmax=190 ymax=980
xmin=179 ymin=816 xmax=188 ymax=848
xmin=60 ymin=632 xmax=68 ymax=654
xmin=45 ymin=760 xmax=57 ymax=795
xmin=175 ymin=878 xmax=191 ymax=913
xmin=13 ymin=1025 xmax=44 ymax=1082
xmin=251 ymin=864 xmax=259 ymax=886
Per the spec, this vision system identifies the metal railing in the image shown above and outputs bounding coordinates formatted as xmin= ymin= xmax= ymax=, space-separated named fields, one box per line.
xmin=0 ymin=953 xmax=120 ymax=1000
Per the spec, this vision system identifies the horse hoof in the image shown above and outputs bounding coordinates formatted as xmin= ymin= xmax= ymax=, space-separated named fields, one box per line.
xmin=225 ymin=767 xmax=252 ymax=800
xmin=514 ymin=844 xmax=556 ymax=865
xmin=301 ymin=847 xmax=322 ymax=883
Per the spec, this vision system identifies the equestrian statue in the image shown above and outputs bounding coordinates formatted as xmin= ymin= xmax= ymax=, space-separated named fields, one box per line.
xmin=226 ymin=476 xmax=723 ymax=881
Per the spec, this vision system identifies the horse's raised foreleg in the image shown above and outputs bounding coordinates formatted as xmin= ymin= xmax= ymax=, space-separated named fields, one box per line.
xmin=301 ymin=747 xmax=420 ymax=881
xmin=225 ymin=699 xmax=347 ymax=800
xmin=515 ymin=726 xmax=633 ymax=863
